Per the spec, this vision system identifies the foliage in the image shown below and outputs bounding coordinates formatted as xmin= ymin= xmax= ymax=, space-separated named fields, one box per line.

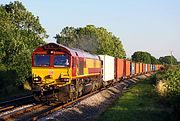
xmin=159 ymin=56 xmax=178 ymax=65
xmin=151 ymin=56 xmax=160 ymax=64
xmin=0 ymin=1 xmax=47 ymax=91
xmin=131 ymin=51 xmax=159 ymax=64
xmin=97 ymin=79 xmax=173 ymax=121
xmin=55 ymin=25 xmax=126 ymax=58
xmin=155 ymin=65 xmax=180 ymax=116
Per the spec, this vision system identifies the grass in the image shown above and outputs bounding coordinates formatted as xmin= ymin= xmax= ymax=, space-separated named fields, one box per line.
xmin=97 ymin=78 xmax=173 ymax=121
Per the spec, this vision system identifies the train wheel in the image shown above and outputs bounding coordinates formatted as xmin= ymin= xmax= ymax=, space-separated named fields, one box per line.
xmin=33 ymin=93 xmax=41 ymax=101
xmin=70 ymin=84 xmax=78 ymax=100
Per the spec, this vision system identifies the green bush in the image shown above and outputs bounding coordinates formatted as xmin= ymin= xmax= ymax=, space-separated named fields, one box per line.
xmin=0 ymin=69 xmax=18 ymax=87
xmin=154 ymin=65 xmax=180 ymax=116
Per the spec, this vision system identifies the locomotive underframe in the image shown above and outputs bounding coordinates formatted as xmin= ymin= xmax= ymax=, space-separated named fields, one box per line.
xmin=33 ymin=75 xmax=102 ymax=102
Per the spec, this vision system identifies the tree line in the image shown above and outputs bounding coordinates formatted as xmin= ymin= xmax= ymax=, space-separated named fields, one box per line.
xmin=0 ymin=1 xmax=47 ymax=96
xmin=54 ymin=25 xmax=126 ymax=59
xmin=131 ymin=51 xmax=178 ymax=65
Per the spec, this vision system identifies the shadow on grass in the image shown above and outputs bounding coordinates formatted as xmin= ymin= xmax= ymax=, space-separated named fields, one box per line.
xmin=97 ymin=107 xmax=172 ymax=121
xmin=97 ymin=79 xmax=178 ymax=121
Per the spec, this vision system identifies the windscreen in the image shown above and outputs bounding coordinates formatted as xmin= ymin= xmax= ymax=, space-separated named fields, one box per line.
xmin=54 ymin=55 xmax=70 ymax=67
xmin=34 ymin=55 xmax=50 ymax=67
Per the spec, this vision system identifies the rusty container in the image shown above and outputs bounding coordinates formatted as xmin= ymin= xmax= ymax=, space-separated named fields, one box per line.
xmin=157 ymin=64 xmax=161 ymax=70
xmin=155 ymin=64 xmax=158 ymax=71
xmin=139 ymin=63 xmax=143 ymax=73
xmin=114 ymin=58 xmax=124 ymax=79
xmin=142 ymin=63 xmax=146 ymax=73
xmin=147 ymin=64 xmax=151 ymax=72
xmin=135 ymin=63 xmax=140 ymax=75
xmin=156 ymin=64 xmax=159 ymax=71
xmin=124 ymin=60 xmax=131 ymax=77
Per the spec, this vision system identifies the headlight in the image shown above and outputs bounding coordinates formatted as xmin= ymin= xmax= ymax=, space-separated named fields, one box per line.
xmin=34 ymin=78 xmax=39 ymax=81
xmin=60 ymin=78 xmax=69 ymax=82
xmin=33 ymin=77 xmax=41 ymax=82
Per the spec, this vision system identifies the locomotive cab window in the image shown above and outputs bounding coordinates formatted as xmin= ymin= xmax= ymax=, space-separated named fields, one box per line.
xmin=34 ymin=55 xmax=50 ymax=67
xmin=54 ymin=54 xmax=70 ymax=67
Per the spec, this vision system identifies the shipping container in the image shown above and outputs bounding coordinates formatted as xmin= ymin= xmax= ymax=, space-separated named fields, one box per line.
xmin=147 ymin=64 xmax=151 ymax=72
xmin=145 ymin=64 xmax=148 ymax=73
xmin=154 ymin=64 xmax=156 ymax=71
xmin=155 ymin=64 xmax=158 ymax=71
xmin=99 ymin=55 xmax=114 ymax=81
xmin=143 ymin=64 xmax=145 ymax=72
xmin=151 ymin=64 xmax=153 ymax=71
xmin=114 ymin=58 xmax=124 ymax=79
xmin=142 ymin=64 xmax=146 ymax=73
xmin=135 ymin=63 xmax=140 ymax=75
xmin=157 ymin=64 xmax=159 ymax=71
xmin=157 ymin=64 xmax=161 ymax=70
xmin=130 ymin=62 xmax=135 ymax=75
xmin=139 ymin=63 xmax=143 ymax=73
xmin=124 ymin=60 xmax=131 ymax=77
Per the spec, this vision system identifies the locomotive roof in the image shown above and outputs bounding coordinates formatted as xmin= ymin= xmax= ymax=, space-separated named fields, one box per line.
xmin=34 ymin=43 xmax=100 ymax=60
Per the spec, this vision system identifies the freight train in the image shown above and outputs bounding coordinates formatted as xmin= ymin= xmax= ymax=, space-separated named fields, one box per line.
xmin=31 ymin=43 xmax=161 ymax=102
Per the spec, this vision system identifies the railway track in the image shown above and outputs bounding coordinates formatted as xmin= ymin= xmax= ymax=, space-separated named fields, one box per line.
xmin=0 ymin=94 xmax=33 ymax=105
xmin=0 ymin=94 xmax=35 ymax=120
xmin=0 ymin=94 xmax=34 ymax=113
xmin=0 ymin=74 xmax=151 ymax=121
xmin=0 ymin=88 xmax=105 ymax=121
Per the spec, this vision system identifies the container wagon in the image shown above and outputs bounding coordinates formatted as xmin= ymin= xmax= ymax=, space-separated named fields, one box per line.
xmin=99 ymin=55 xmax=115 ymax=86
xmin=114 ymin=58 xmax=124 ymax=81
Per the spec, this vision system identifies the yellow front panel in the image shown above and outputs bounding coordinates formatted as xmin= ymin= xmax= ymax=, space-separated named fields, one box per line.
xmin=32 ymin=67 xmax=72 ymax=86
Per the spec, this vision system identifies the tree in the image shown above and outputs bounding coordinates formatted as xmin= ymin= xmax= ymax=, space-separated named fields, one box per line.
xmin=0 ymin=1 xmax=48 ymax=85
xmin=159 ymin=56 xmax=178 ymax=65
xmin=131 ymin=51 xmax=151 ymax=63
xmin=131 ymin=51 xmax=159 ymax=64
xmin=151 ymin=56 xmax=160 ymax=64
xmin=55 ymin=25 xmax=126 ymax=58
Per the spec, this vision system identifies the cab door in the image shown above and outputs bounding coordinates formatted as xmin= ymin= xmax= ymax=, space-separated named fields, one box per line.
xmin=72 ymin=56 xmax=77 ymax=76
xmin=78 ymin=57 xmax=84 ymax=75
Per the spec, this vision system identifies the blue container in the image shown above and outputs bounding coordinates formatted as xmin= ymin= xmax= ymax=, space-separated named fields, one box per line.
xmin=154 ymin=64 xmax=156 ymax=71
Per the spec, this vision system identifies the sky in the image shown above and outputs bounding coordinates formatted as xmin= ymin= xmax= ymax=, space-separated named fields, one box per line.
xmin=1 ymin=0 xmax=180 ymax=61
